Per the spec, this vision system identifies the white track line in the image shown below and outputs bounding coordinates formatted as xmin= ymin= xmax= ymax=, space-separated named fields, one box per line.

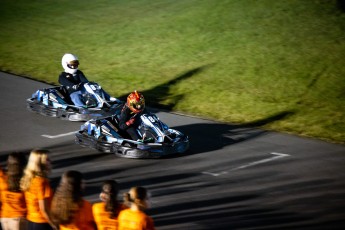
xmin=202 ymin=152 xmax=290 ymax=176
xmin=41 ymin=131 xmax=77 ymax=139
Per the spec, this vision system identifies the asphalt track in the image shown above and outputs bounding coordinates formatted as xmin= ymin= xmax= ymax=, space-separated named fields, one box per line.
xmin=1 ymin=71 xmax=345 ymax=229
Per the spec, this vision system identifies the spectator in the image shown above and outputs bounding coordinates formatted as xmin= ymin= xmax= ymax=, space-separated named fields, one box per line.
xmin=0 ymin=166 xmax=3 ymax=230
xmin=0 ymin=152 xmax=27 ymax=230
xmin=50 ymin=170 xmax=95 ymax=230
xmin=20 ymin=149 xmax=55 ymax=230
xmin=118 ymin=187 xmax=155 ymax=230
xmin=92 ymin=180 xmax=128 ymax=230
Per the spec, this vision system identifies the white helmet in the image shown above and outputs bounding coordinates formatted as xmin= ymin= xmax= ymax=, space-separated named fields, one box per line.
xmin=61 ymin=53 xmax=79 ymax=74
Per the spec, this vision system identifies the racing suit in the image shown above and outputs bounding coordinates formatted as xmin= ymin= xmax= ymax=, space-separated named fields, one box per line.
xmin=59 ymin=70 xmax=112 ymax=107
xmin=58 ymin=70 xmax=89 ymax=106
xmin=119 ymin=105 xmax=145 ymax=141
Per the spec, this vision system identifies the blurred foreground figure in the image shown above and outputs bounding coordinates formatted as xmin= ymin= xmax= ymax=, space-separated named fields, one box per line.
xmin=50 ymin=170 xmax=95 ymax=230
xmin=0 ymin=152 xmax=27 ymax=230
xmin=92 ymin=180 xmax=128 ymax=230
xmin=20 ymin=149 xmax=55 ymax=230
xmin=118 ymin=187 xmax=155 ymax=230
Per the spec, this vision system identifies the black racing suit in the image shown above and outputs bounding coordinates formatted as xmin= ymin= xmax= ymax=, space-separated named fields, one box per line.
xmin=58 ymin=70 xmax=89 ymax=94
xmin=119 ymin=105 xmax=145 ymax=140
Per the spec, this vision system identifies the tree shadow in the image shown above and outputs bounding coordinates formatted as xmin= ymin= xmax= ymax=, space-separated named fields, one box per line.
xmin=79 ymin=168 xmax=332 ymax=229
xmin=166 ymin=110 xmax=295 ymax=156
xmin=237 ymin=110 xmax=295 ymax=127
xmin=151 ymin=200 xmax=313 ymax=229
xmin=338 ymin=0 xmax=345 ymax=12
xmin=110 ymin=63 xmax=294 ymax=156
xmin=108 ymin=170 xmax=340 ymax=229
xmin=117 ymin=65 xmax=212 ymax=110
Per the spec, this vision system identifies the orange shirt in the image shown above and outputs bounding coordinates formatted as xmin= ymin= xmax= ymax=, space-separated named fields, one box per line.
xmin=118 ymin=209 xmax=155 ymax=230
xmin=0 ymin=174 xmax=27 ymax=218
xmin=92 ymin=202 xmax=128 ymax=230
xmin=0 ymin=167 xmax=3 ymax=218
xmin=24 ymin=176 xmax=53 ymax=223
xmin=60 ymin=199 xmax=95 ymax=230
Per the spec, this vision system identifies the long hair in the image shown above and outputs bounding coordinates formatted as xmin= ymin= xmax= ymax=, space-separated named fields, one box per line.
xmin=7 ymin=152 xmax=27 ymax=192
xmin=50 ymin=170 xmax=84 ymax=225
xmin=123 ymin=186 xmax=148 ymax=210
xmin=20 ymin=149 xmax=50 ymax=191
xmin=102 ymin=180 xmax=120 ymax=218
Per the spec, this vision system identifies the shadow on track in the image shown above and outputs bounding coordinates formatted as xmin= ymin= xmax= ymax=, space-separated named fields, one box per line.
xmin=117 ymin=65 xmax=212 ymax=110
xmin=169 ymin=110 xmax=294 ymax=156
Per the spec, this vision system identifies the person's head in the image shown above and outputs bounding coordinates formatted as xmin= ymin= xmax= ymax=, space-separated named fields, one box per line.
xmin=127 ymin=90 xmax=145 ymax=114
xmin=100 ymin=180 xmax=119 ymax=202
xmin=100 ymin=180 xmax=121 ymax=218
xmin=50 ymin=170 xmax=84 ymax=225
xmin=20 ymin=149 xmax=51 ymax=191
xmin=60 ymin=170 xmax=84 ymax=202
xmin=61 ymin=53 xmax=79 ymax=75
xmin=7 ymin=152 xmax=27 ymax=192
xmin=26 ymin=149 xmax=51 ymax=176
xmin=124 ymin=186 xmax=151 ymax=211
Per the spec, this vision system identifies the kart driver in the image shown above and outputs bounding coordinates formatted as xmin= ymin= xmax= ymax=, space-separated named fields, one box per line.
xmin=119 ymin=91 xmax=146 ymax=141
xmin=58 ymin=53 xmax=117 ymax=107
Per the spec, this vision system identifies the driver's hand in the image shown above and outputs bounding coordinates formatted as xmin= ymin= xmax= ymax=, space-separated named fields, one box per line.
xmin=126 ymin=118 xmax=135 ymax=126
xmin=72 ymin=83 xmax=82 ymax=90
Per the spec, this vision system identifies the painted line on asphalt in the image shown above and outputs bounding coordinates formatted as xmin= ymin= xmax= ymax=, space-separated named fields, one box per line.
xmin=42 ymin=131 xmax=77 ymax=139
xmin=202 ymin=152 xmax=290 ymax=176
xmin=232 ymin=152 xmax=290 ymax=170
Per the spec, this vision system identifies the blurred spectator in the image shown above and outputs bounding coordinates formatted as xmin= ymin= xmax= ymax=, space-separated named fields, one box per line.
xmin=20 ymin=149 xmax=55 ymax=230
xmin=118 ymin=187 xmax=155 ymax=230
xmin=0 ymin=166 xmax=3 ymax=230
xmin=50 ymin=170 xmax=95 ymax=230
xmin=92 ymin=180 xmax=128 ymax=230
xmin=0 ymin=152 xmax=27 ymax=230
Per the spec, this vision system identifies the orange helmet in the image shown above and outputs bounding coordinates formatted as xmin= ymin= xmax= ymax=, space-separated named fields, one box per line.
xmin=127 ymin=90 xmax=145 ymax=113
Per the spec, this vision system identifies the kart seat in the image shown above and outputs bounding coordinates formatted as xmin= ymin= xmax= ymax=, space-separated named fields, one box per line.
xmin=105 ymin=115 xmax=119 ymax=126
xmin=102 ymin=115 xmax=130 ymax=139
xmin=56 ymin=86 xmax=73 ymax=105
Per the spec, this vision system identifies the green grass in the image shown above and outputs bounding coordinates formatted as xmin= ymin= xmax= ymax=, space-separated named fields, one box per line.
xmin=1 ymin=0 xmax=344 ymax=144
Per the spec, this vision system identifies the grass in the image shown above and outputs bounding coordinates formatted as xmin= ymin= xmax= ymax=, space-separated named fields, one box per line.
xmin=0 ymin=0 xmax=344 ymax=144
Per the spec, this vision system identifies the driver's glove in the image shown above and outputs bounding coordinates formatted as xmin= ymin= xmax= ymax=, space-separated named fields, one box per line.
xmin=72 ymin=83 xmax=81 ymax=90
xmin=126 ymin=118 xmax=135 ymax=126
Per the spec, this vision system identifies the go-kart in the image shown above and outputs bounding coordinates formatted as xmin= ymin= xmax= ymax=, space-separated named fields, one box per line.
xmin=75 ymin=107 xmax=189 ymax=158
xmin=26 ymin=82 xmax=120 ymax=121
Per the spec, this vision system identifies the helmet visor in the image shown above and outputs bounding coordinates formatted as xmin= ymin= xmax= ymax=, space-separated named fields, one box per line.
xmin=131 ymin=102 xmax=144 ymax=110
xmin=67 ymin=60 xmax=79 ymax=69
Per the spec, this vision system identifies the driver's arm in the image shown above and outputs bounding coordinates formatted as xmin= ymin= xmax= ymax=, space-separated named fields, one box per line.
xmin=78 ymin=71 xmax=89 ymax=84
xmin=119 ymin=107 xmax=131 ymax=130
xmin=58 ymin=72 xmax=75 ymax=88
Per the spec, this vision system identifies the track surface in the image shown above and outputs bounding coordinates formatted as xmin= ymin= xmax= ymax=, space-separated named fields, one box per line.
xmin=1 ymin=72 xmax=345 ymax=229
